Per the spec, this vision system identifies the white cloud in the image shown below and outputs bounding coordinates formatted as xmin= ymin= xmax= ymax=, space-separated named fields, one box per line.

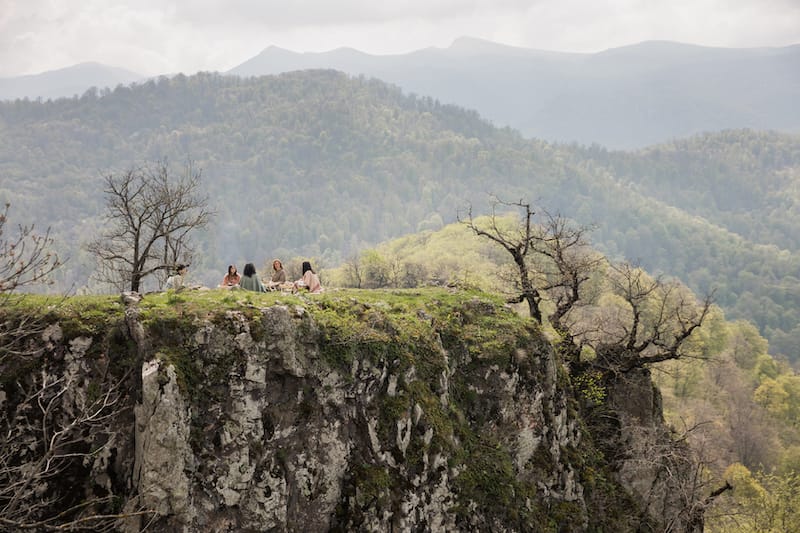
xmin=0 ymin=0 xmax=797 ymax=78
xmin=147 ymin=0 xmax=532 ymax=29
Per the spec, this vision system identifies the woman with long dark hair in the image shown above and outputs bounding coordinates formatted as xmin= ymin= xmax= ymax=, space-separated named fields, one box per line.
xmin=220 ymin=264 xmax=241 ymax=288
xmin=293 ymin=261 xmax=322 ymax=293
xmin=239 ymin=262 xmax=266 ymax=292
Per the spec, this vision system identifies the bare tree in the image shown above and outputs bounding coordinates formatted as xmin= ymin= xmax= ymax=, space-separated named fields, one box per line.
xmin=461 ymin=196 xmax=712 ymax=371
xmin=87 ymin=160 xmax=213 ymax=293
xmin=459 ymin=197 xmax=599 ymax=337
xmin=0 ymin=202 xmax=60 ymax=295
xmin=459 ymin=198 xmax=547 ymax=322
xmin=342 ymin=254 xmax=363 ymax=288
xmin=0 ymin=203 xmax=62 ymax=365
xmin=529 ymin=209 xmax=604 ymax=361
xmin=0 ymin=204 xmax=152 ymax=529
xmin=463 ymin=197 xmax=720 ymax=529
xmin=0 ymin=364 xmax=153 ymax=531
xmin=592 ymin=262 xmax=714 ymax=372
xmin=611 ymin=419 xmax=732 ymax=532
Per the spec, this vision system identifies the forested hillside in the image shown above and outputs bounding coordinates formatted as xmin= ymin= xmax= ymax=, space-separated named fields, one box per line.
xmin=571 ymin=133 xmax=800 ymax=357
xmin=0 ymin=70 xmax=553 ymax=288
xmin=326 ymin=220 xmax=800 ymax=531
xmin=0 ymin=70 xmax=798 ymax=361
xmin=229 ymin=39 xmax=800 ymax=148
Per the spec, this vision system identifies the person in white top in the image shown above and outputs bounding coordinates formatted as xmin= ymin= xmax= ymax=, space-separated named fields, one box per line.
xmin=165 ymin=264 xmax=188 ymax=291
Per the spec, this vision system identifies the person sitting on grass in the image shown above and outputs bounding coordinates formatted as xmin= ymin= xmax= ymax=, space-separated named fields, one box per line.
xmin=293 ymin=261 xmax=323 ymax=294
xmin=219 ymin=264 xmax=241 ymax=289
xmin=165 ymin=264 xmax=188 ymax=291
xmin=239 ymin=262 xmax=267 ymax=292
xmin=266 ymin=259 xmax=287 ymax=290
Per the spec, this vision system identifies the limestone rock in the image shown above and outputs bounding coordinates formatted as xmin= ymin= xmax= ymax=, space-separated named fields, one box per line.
xmin=0 ymin=294 xmax=701 ymax=532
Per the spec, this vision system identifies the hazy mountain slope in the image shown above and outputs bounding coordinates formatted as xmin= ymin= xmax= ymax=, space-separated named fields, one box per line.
xmin=0 ymin=71 xmax=798 ymax=359
xmin=7 ymin=38 xmax=797 ymax=148
xmin=583 ymin=130 xmax=800 ymax=252
xmin=0 ymin=62 xmax=144 ymax=101
xmin=229 ymin=38 xmax=800 ymax=148
xmin=0 ymin=70 xmax=542 ymax=287
xmin=565 ymin=131 xmax=800 ymax=357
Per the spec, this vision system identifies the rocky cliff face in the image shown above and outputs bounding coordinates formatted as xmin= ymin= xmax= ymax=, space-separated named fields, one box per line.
xmin=0 ymin=289 xmax=701 ymax=532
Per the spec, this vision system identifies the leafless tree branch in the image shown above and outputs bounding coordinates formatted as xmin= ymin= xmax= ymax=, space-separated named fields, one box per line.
xmin=0 ymin=203 xmax=61 ymax=295
xmin=0 ymin=360 xmax=148 ymax=530
xmin=462 ymin=196 xmax=713 ymax=372
xmin=87 ymin=160 xmax=214 ymax=292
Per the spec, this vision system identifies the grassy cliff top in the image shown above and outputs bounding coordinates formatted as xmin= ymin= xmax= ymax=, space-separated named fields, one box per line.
xmin=3 ymin=288 xmax=540 ymax=368
xmin=5 ymin=286 xmax=522 ymax=322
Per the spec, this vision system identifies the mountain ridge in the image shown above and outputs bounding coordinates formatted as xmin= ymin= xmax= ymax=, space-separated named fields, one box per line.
xmin=5 ymin=38 xmax=799 ymax=147
xmin=0 ymin=62 xmax=144 ymax=101
xmin=225 ymin=39 xmax=800 ymax=148
xmin=0 ymin=70 xmax=798 ymax=358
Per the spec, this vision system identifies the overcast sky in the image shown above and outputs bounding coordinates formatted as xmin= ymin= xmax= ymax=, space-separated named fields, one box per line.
xmin=1 ymin=0 xmax=799 ymax=78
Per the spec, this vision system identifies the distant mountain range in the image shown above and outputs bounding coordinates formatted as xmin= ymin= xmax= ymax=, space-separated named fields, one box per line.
xmin=0 ymin=62 xmax=143 ymax=101
xmin=227 ymin=37 xmax=800 ymax=148
xmin=3 ymin=38 xmax=798 ymax=148
xmin=1 ymin=71 xmax=799 ymax=358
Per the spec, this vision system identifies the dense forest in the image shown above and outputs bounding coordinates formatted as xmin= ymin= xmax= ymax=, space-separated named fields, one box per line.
xmin=0 ymin=70 xmax=799 ymax=362
xmin=327 ymin=218 xmax=800 ymax=531
xmin=571 ymin=134 xmax=800 ymax=358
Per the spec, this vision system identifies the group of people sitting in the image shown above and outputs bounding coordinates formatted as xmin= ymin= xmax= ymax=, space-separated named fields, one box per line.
xmin=219 ymin=260 xmax=323 ymax=294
